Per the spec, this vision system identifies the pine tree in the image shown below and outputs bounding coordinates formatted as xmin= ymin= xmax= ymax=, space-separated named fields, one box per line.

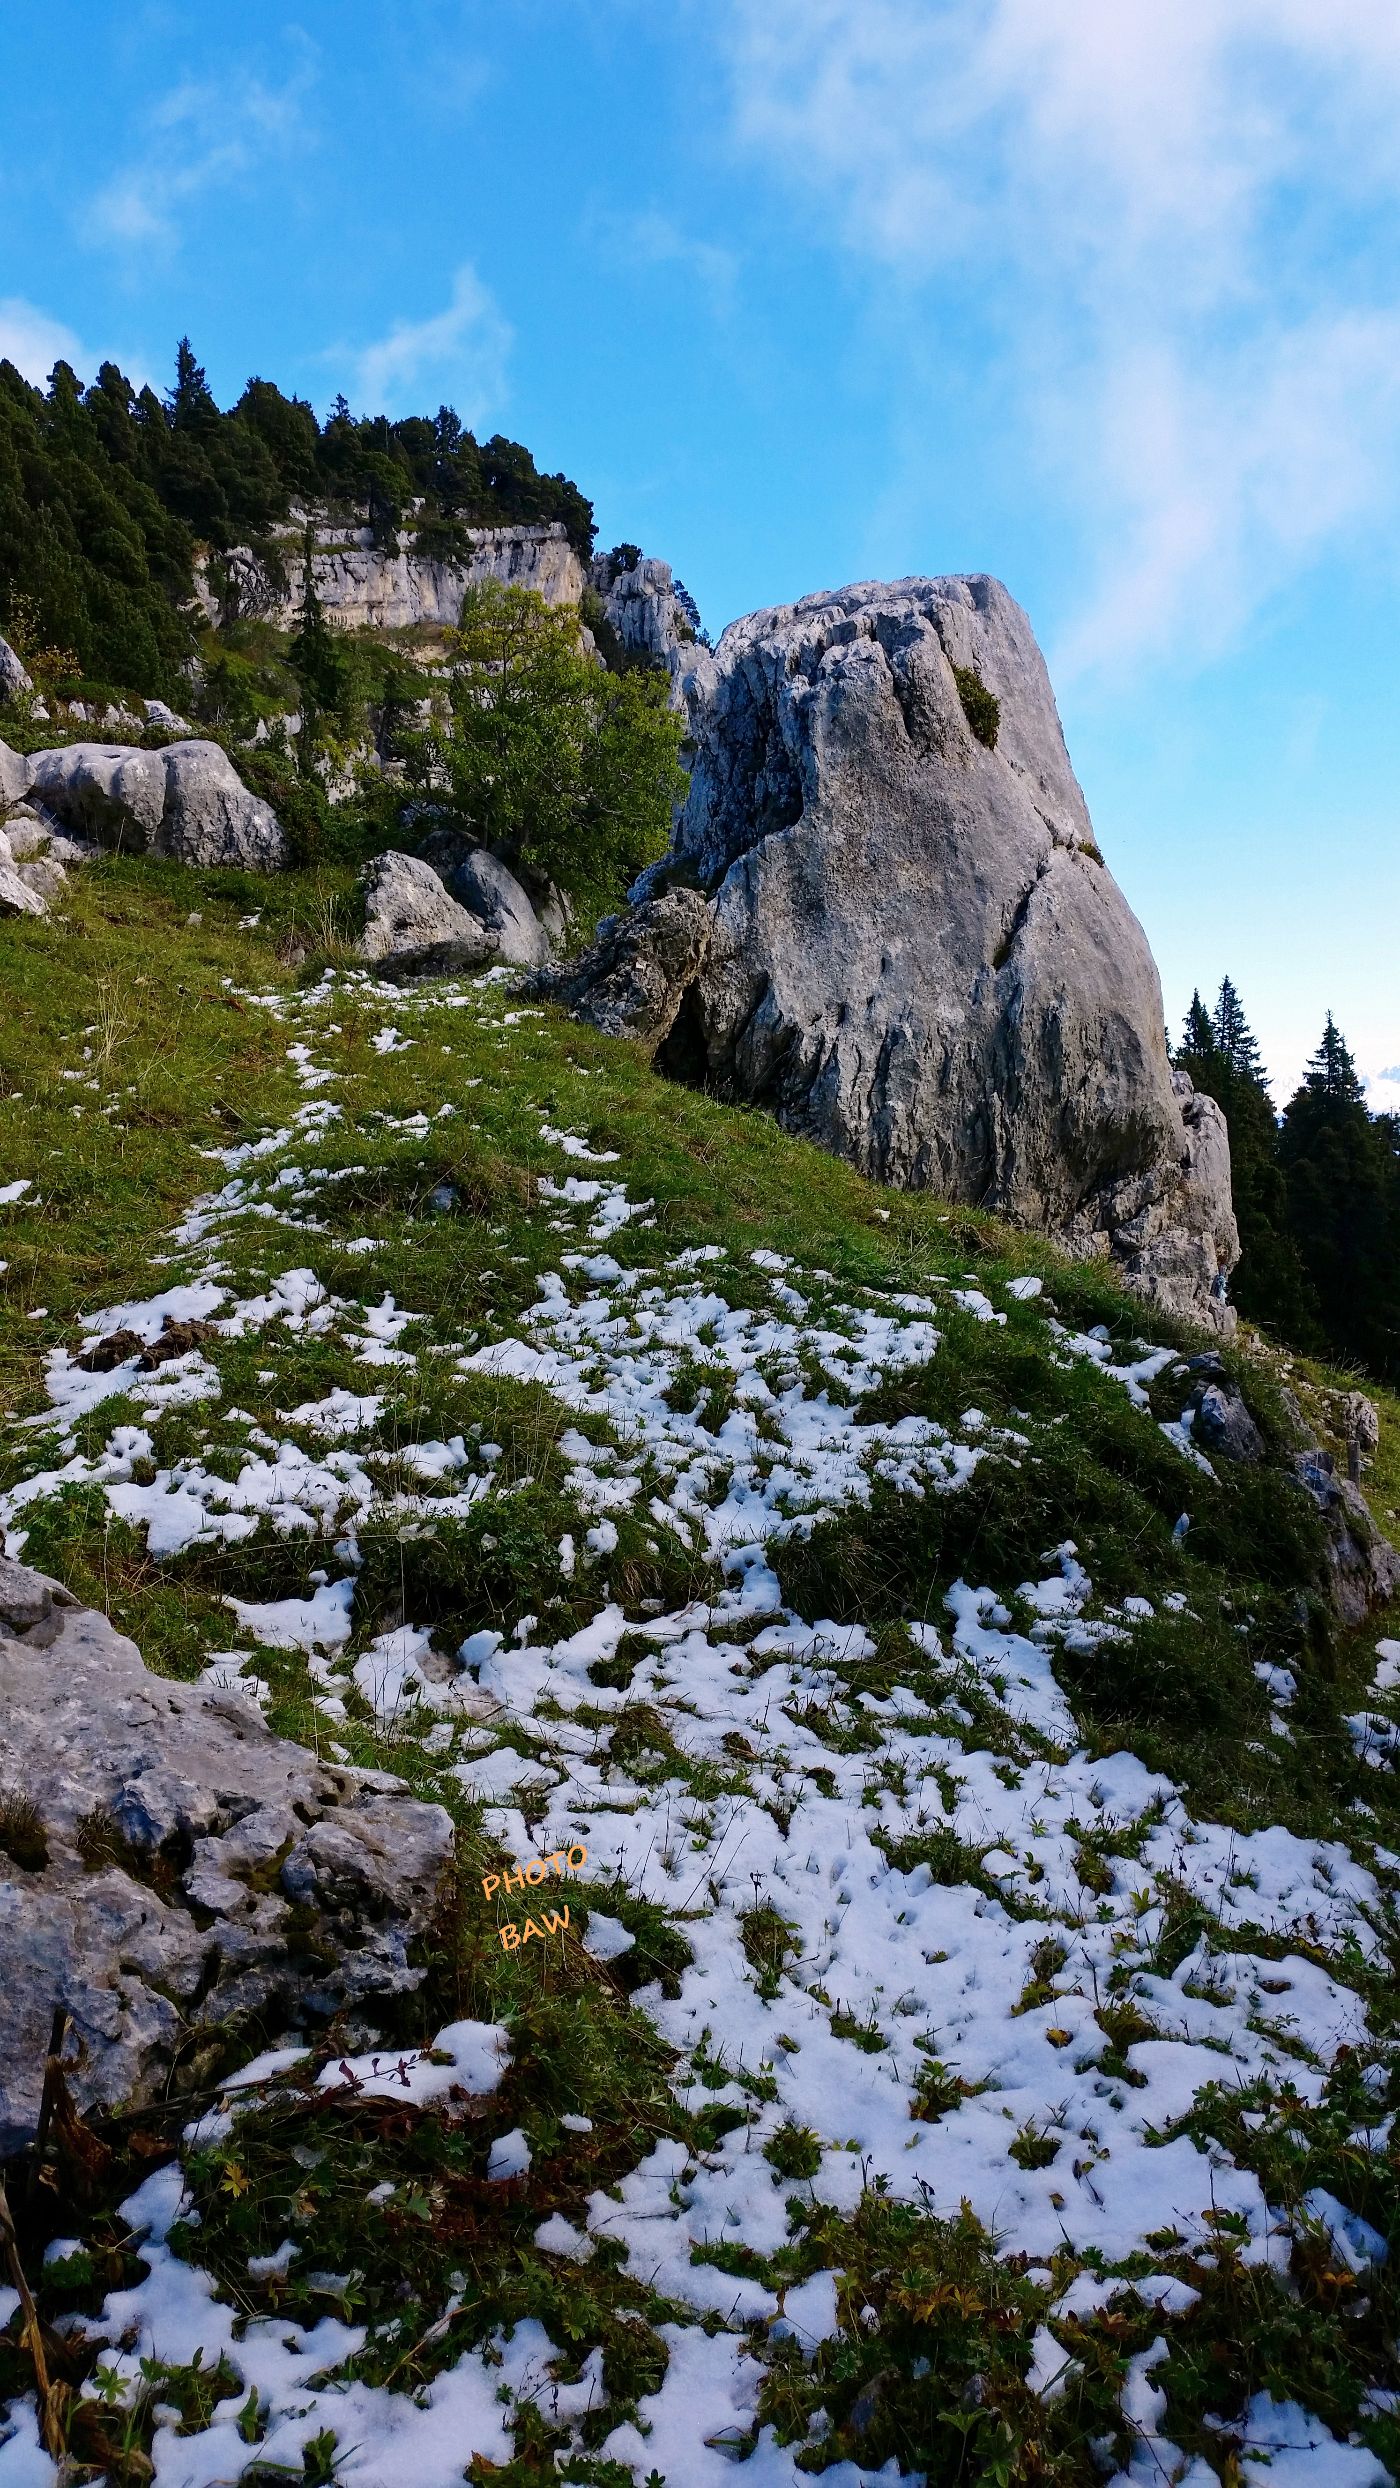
xmin=1212 ymin=976 xmax=1267 ymax=1083
xmin=289 ymin=524 xmax=351 ymax=747
xmin=1177 ymin=977 xmax=1315 ymax=1342
xmin=1299 ymin=1011 xmax=1367 ymax=1106
xmin=168 ymin=338 xmax=218 ymax=432
xmin=1179 ymin=990 xmax=1216 ymax=1063
xmin=1280 ymin=1014 xmax=1400 ymax=1379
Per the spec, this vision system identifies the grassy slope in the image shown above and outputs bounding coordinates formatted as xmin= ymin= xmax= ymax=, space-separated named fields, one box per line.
xmin=3 ymin=859 xmax=1400 ymax=2488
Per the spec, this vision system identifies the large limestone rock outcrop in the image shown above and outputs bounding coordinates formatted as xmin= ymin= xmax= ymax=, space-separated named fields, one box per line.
xmin=0 ymin=1557 xmax=453 ymax=2154
xmin=591 ymin=554 xmax=696 ymax=703
xmin=29 ymin=738 xmax=287 ymax=869
xmin=199 ymin=519 xmax=586 ymax=634
xmin=563 ymin=575 xmax=1238 ymax=1329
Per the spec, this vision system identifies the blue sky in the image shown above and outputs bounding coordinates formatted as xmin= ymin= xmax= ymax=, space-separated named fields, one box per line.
xmin=3 ymin=0 xmax=1398 ymax=1108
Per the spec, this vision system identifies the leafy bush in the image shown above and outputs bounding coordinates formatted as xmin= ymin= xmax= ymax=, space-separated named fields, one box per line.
xmin=404 ymin=582 xmax=686 ymax=923
xmin=953 ymin=663 xmax=1000 ymax=747
xmin=0 ymin=344 xmax=597 ymax=696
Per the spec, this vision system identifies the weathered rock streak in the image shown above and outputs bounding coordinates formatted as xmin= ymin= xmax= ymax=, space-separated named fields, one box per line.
xmin=607 ymin=574 xmax=1242 ymax=1325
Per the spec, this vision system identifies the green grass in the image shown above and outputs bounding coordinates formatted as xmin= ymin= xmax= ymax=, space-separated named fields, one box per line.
xmin=4 ymin=856 xmax=1400 ymax=2486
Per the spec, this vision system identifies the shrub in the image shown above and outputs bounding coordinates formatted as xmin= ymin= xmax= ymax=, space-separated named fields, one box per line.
xmin=403 ymin=582 xmax=686 ymax=923
xmin=953 ymin=663 xmax=1000 ymax=748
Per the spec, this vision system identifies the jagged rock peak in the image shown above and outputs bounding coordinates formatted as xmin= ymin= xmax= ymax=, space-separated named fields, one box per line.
xmin=573 ymin=572 xmax=1239 ymax=1330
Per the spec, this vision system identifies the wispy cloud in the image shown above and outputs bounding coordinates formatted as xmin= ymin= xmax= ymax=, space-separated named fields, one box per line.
xmin=0 ymin=297 xmax=86 ymax=385
xmin=591 ymin=208 xmax=738 ymax=309
xmin=350 ymin=264 xmax=512 ymax=423
xmin=86 ymin=53 xmax=314 ymax=256
xmin=719 ymin=0 xmax=1400 ymax=674
xmin=0 ymin=296 xmax=154 ymax=394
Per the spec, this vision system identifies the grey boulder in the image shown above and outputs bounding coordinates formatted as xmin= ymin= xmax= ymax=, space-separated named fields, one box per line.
xmin=0 ymin=738 xmax=33 ymax=807
xmin=1184 ymin=1355 xmax=1265 ymax=1464
xmin=446 ymin=846 xmax=551 ymax=968
xmin=417 ymin=829 xmax=552 ymax=969
xmin=0 ymin=1559 xmax=454 ymax=2154
xmin=0 ymin=827 xmax=47 ymax=919
xmin=0 ymin=634 xmax=32 ymax=702
xmin=28 ymin=738 xmax=287 ymax=869
xmin=572 ymin=574 xmax=1238 ymax=1330
xmin=1293 ymin=1451 xmax=1400 ymax=1627
xmin=360 ymin=845 xmax=554 ymax=979
xmin=537 ymin=887 xmax=714 ymax=1046
xmin=359 ymin=849 xmax=496 ymax=980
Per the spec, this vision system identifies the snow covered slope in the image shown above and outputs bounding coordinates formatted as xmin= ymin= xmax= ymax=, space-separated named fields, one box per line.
xmin=1 ymin=930 xmax=1398 ymax=2488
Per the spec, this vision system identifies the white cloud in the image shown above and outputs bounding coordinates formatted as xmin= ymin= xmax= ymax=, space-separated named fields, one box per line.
xmin=351 ymin=265 xmax=512 ymax=424
xmin=719 ymin=0 xmax=1400 ymax=673
xmin=86 ymin=57 xmax=313 ymax=255
xmin=1367 ymin=1066 xmax=1400 ymax=1116
xmin=0 ymin=298 xmax=85 ymax=385
xmin=593 ymin=208 xmax=738 ymax=307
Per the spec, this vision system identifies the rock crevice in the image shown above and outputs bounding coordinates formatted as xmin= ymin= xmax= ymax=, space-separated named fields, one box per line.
xmin=560 ymin=573 xmax=1238 ymax=1329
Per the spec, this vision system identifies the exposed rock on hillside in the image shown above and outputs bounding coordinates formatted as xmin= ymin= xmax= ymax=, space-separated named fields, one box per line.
xmin=1294 ymin=1450 xmax=1400 ymax=1626
xmin=0 ymin=1557 xmax=453 ymax=2155
xmin=417 ymin=832 xmax=551 ymax=970
xmin=536 ymin=886 xmax=713 ymax=1046
xmin=0 ymin=632 xmax=31 ymax=701
xmin=0 ymin=826 xmax=49 ymax=919
xmin=0 ymin=738 xmax=33 ymax=807
xmin=29 ymin=739 xmax=287 ymax=870
xmin=198 ymin=518 xmax=587 ymax=634
xmin=590 ymin=553 xmax=696 ymax=700
xmin=360 ymin=851 xmax=494 ymax=979
xmin=562 ymin=575 xmax=1239 ymax=1330
xmin=360 ymin=847 xmax=553 ymax=980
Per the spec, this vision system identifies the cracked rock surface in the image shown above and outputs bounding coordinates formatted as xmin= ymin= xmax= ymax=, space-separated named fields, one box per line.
xmin=586 ymin=574 xmax=1240 ymax=1329
xmin=0 ymin=1558 xmax=453 ymax=2155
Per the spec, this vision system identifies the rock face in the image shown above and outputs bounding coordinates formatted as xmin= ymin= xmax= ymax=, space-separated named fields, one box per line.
xmin=562 ymin=575 xmax=1237 ymax=1329
xmin=0 ymin=1558 xmax=454 ymax=2155
xmin=0 ymin=633 xmax=32 ymax=701
xmin=591 ymin=555 xmax=696 ymax=702
xmin=0 ymin=825 xmax=48 ymax=920
xmin=1293 ymin=1452 xmax=1400 ymax=1626
xmin=0 ymin=738 xmax=32 ymax=807
xmin=28 ymin=739 xmax=287 ymax=869
xmin=537 ymin=888 xmax=713 ymax=1047
xmin=1183 ymin=1354 xmax=1265 ymax=1464
xmin=359 ymin=850 xmax=495 ymax=980
xmin=361 ymin=846 xmax=553 ymax=979
xmin=198 ymin=519 xmax=587 ymax=634
xmin=418 ymin=832 xmax=551 ymax=969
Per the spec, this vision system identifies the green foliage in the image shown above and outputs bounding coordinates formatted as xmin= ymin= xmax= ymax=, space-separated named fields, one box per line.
xmin=761 ymin=2196 xmax=1097 ymax=2482
xmin=1178 ymin=982 xmax=1400 ymax=1374
xmin=407 ymin=582 xmax=686 ymax=922
xmin=953 ymin=663 xmax=1000 ymax=747
xmin=1281 ymin=1016 xmax=1400 ymax=1380
xmin=0 ymin=344 xmax=596 ymax=698
xmin=288 ymin=525 xmax=353 ymax=726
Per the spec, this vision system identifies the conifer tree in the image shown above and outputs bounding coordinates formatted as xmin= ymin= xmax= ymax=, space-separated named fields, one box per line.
xmin=1280 ymin=1014 xmax=1399 ymax=1379
xmin=1179 ymin=990 xmax=1216 ymax=1063
xmin=1178 ymin=978 xmax=1315 ymax=1341
xmin=1212 ymin=976 xmax=1266 ymax=1083
xmin=289 ymin=525 xmax=352 ymax=750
